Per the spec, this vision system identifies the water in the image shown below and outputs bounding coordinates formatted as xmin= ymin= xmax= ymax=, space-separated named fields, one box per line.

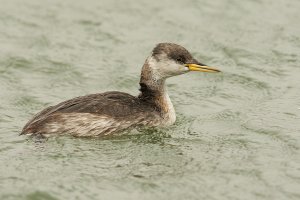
xmin=0 ymin=0 xmax=300 ymax=199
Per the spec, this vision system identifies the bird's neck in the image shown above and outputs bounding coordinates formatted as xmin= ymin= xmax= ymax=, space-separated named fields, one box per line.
xmin=138 ymin=59 xmax=176 ymax=125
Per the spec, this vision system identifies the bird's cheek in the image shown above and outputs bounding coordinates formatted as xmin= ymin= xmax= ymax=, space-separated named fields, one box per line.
xmin=179 ymin=65 xmax=189 ymax=73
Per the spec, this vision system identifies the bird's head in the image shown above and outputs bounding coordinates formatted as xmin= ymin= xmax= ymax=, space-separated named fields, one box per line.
xmin=145 ymin=43 xmax=220 ymax=80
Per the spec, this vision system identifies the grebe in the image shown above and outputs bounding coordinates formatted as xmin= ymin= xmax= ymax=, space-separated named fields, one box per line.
xmin=21 ymin=43 xmax=220 ymax=137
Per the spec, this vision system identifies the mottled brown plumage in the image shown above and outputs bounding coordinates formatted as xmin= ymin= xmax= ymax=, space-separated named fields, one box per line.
xmin=21 ymin=92 xmax=160 ymax=135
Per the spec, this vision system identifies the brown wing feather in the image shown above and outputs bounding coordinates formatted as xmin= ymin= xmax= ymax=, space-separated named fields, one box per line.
xmin=55 ymin=92 xmax=154 ymax=116
xmin=21 ymin=91 xmax=157 ymax=135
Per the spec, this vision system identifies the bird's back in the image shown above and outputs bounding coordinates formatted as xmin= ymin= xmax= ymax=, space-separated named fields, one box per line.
xmin=21 ymin=91 xmax=159 ymax=136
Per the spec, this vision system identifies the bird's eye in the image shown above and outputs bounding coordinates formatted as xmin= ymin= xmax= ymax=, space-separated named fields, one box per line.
xmin=176 ymin=57 xmax=184 ymax=63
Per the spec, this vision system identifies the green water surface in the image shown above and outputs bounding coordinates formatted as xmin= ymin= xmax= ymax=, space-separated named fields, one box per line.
xmin=0 ymin=0 xmax=300 ymax=199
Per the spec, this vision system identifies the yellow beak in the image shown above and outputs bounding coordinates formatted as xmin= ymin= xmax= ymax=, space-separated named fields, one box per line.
xmin=185 ymin=64 xmax=220 ymax=73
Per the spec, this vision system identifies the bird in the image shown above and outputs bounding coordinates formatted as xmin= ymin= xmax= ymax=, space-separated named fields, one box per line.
xmin=21 ymin=43 xmax=220 ymax=137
